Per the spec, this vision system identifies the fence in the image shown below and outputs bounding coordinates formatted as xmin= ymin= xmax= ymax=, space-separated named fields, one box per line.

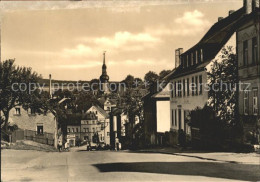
xmin=24 ymin=130 xmax=54 ymax=146
xmin=9 ymin=129 xmax=55 ymax=146
xmin=11 ymin=129 xmax=24 ymax=143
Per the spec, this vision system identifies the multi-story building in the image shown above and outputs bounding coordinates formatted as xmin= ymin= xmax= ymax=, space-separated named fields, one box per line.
xmin=237 ymin=0 xmax=260 ymax=138
xmin=169 ymin=2 xmax=250 ymax=140
xmin=80 ymin=113 xmax=100 ymax=142
xmin=85 ymin=105 xmax=110 ymax=145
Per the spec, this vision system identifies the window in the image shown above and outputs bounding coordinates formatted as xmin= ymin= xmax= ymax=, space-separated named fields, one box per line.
xmin=72 ymin=128 xmax=74 ymax=133
xmin=252 ymin=37 xmax=258 ymax=64
xmin=15 ymin=108 xmax=21 ymax=115
xmin=183 ymin=79 xmax=186 ymax=97
xmin=187 ymin=55 xmax=191 ymax=67
xmin=244 ymin=91 xmax=249 ymax=115
xmin=174 ymin=81 xmax=177 ymax=97
xmin=37 ymin=124 xmax=43 ymax=135
xmin=93 ymin=128 xmax=95 ymax=133
xmin=30 ymin=108 xmax=36 ymax=115
xmin=107 ymin=132 xmax=110 ymax=136
xmin=93 ymin=120 xmax=95 ymax=124
xmin=191 ymin=53 xmax=194 ymax=66
xmin=174 ymin=110 xmax=177 ymax=126
xmin=191 ymin=77 xmax=195 ymax=96
xmin=76 ymin=128 xmax=79 ymax=133
xmin=96 ymin=111 xmax=98 ymax=114
xmin=193 ymin=52 xmax=196 ymax=65
xmin=195 ymin=51 xmax=198 ymax=64
xmin=84 ymin=128 xmax=87 ymax=132
xmin=195 ymin=76 xmax=198 ymax=95
xmin=198 ymin=50 xmax=201 ymax=63
xmin=253 ymin=89 xmax=258 ymax=115
xmin=107 ymin=107 xmax=110 ymax=111
xmin=187 ymin=78 xmax=190 ymax=96
xmin=180 ymin=80 xmax=182 ymax=97
xmin=199 ymin=75 xmax=203 ymax=95
xmin=171 ymin=110 xmax=174 ymax=126
xmin=200 ymin=49 xmax=203 ymax=62
xmin=67 ymin=128 xmax=70 ymax=133
xmin=243 ymin=40 xmax=248 ymax=66
xmin=171 ymin=82 xmax=174 ymax=98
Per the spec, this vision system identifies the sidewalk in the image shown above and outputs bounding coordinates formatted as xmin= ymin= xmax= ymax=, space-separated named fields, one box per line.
xmin=138 ymin=147 xmax=260 ymax=165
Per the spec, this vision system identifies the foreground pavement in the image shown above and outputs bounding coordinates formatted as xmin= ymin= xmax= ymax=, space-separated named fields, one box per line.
xmin=2 ymin=146 xmax=260 ymax=181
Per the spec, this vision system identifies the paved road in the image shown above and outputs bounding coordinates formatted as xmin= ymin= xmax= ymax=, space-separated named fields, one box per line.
xmin=2 ymin=146 xmax=260 ymax=181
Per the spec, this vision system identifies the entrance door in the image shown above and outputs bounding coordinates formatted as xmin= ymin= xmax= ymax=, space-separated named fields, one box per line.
xmin=178 ymin=109 xmax=182 ymax=130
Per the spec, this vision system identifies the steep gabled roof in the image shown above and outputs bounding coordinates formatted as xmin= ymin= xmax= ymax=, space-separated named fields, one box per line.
xmin=169 ymin=6 xmax=256 ymax=80
xmin=91 ymin=105 xmax=109 ymax=118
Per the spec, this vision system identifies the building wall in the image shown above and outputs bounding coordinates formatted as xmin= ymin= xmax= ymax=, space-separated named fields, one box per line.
xmin=143 ymin=96 xmax=157 ymax=145
xmin=86 ymin=106 xmax=110 ymax=144
xmin=237 ymin=18 xmax=260 ymax=117
xmin=80 ymin=119 xmax=100 ymax=142
xmin=9 ymin=107 xmax=56 ymax=135
xmin=156 ymin=100 xmax=170 ymax=133
xmin=170 ymin=70 xmax=208 ymax=134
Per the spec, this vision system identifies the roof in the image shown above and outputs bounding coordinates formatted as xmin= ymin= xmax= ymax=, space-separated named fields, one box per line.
xmin=82 ymin=113 xmax=97 ymax=120
xmin=88 ymin=105 xmax=109 ymax=118
xmin=151 ymin=83 xmax=170 ymax=99
xmin=169 ymin=6 xmax=260 ymax=80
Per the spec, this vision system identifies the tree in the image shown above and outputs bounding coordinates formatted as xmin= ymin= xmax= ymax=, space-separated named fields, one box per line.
xmin=133 ymin=78 xmax=143 ymax=88
xmin=0 ymin=59 xmax=41 ymax=131
xmin=207 ymin=46 xmax=238 ymax=124
xmin=123 ymin=75 xmax=135 ymax=88
xmin=159 ymin=70 xmax=171 ymax=80
xmin=144 ymin=71 xmax=159 ymax=86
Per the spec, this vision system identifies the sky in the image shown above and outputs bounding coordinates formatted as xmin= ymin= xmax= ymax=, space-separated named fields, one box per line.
xmin=1 ymin=0 xmax=242 ymax=81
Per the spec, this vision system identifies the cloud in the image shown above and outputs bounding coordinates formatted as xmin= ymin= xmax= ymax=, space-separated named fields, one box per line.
xmin=146 ymin=10 xmax=210 ymax=37
xmin=45 ymin=61 xmax=102 ymax=69
xmin=94 ymin=31 xmax=161 ymax=49
xmin=62 ymin=44 xmax=97 ymax=58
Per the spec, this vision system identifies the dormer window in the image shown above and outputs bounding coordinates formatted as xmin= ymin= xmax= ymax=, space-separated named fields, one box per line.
xmin=196 ymin=51 xmax=198 ymax=64
xmin=29 ymin=108 xmax=36 ymax=115
xmin=200 ymin=49 xmax=203 ymax=62
xmin=15 ymin=108 xmax=21 ymax=115
xmin=191 ymin=53 xmax=194 ymax=66
xmin=198 ymin=50 xmax=201 ymax=63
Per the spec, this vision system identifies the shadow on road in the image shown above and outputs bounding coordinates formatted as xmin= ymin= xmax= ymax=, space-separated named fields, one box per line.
xmin=93 ymin=162 xmax=260 ymax=181
xmin=126 ymin=150 xmax=240 ymax=164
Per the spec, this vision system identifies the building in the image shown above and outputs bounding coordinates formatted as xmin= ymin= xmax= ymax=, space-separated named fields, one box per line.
xmin=236 ymin=0 xmax=260 ymax=140
xmin=169 ymin=1 xmax=251 ymax=141
xmin=80 ymin=113 xmax=100 ymax=142
xmin=8 ymin=106 xmax=57 ymax=146
xmin=9 ymin=106 xmax=56 ymax=135
xmin=85 ymin=105 xmax=110 ymax=145
xmin=66 ymin=105 xmax=111 ymax=146
xmin=143 ymin=74 xmax=172 ymax=145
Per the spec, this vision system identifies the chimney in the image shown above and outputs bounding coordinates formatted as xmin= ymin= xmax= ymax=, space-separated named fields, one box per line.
xmin=175 ymin=48 xmax=183 ymax=68
xmin=229 ymin=10 xmax=235 ymax=15
xmin=218 ymin=17 xmax=224 ymax=21
xmin=49 ymin=74 xmax=52 ymax=99
xmin=244 ymin=0 xmax=253 ymax=14
xmin=252 ymin=0 xmax=260 ymax=10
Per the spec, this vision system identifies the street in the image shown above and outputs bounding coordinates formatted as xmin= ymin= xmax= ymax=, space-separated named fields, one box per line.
xmin=2 ymin=146 xmax=260 ymax=182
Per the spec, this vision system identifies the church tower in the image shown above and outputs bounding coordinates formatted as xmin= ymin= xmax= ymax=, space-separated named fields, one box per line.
xmin=99 ymin=51 xmax=110 ymax=94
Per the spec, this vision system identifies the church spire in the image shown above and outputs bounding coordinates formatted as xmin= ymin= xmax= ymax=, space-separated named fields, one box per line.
xmin=103 ymin=51 xmax=106 ymax=65
xmin=100 ymin=51 xmax=109 ymax=83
